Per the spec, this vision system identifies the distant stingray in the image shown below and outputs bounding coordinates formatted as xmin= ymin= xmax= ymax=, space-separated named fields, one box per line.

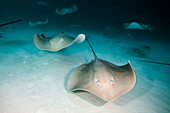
xmin=124 ymin=22 xmax=155 ymax=31
xmin=28 ymin=18 xmax=48 ymax=27
xmin=67 ymin=39 xmax=136 ymax=101
xmin=34 ymin=32 xmax=85 ymax=51
xmin=56 ymin=4 xmax=78 ymax=15
xmin=36 ymin=1 xmax=50 ymax=7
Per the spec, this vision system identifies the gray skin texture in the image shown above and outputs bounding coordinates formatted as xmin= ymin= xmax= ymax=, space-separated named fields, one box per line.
xmin=68 ymin=58 xmax=136 ymax=101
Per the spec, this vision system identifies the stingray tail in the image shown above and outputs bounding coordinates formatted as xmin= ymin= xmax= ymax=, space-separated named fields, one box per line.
xmin=0 ymin=19 xmax=23 ymax=27
xmin=86 ymin=38 xmax=98 ymax=60
xmin=137 ymin=60 xmax=170 ymax=66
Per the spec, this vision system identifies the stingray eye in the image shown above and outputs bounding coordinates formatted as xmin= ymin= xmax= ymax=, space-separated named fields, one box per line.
xmin=95 ymin=78 xmax=101 ymax=86
xmin=59 ymin=38 xmax=64 ymax=43
xmin=110 ymin=77 xmax=115 ymax=85
xmin=110 ymin=80 xmax=115 ymax=85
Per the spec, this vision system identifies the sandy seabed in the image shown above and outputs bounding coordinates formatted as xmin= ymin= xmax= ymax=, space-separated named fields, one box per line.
xmin=0 ymin=25 xmax=169 ymax=113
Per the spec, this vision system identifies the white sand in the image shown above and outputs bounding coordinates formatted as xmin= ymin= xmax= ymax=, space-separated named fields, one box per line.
xmin=0 ymin=26 xmax=169 ymax=113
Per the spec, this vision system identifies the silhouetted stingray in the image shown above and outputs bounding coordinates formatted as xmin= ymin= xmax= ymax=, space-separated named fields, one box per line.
xmin=56 ymin=4 xmax=78 ymax=15
xmin=36 ymin=1 xmax=50 ymax=7
xmin=68 ymin=39 xmax=136 ymax=101
xmin=34 ymin=32 xmax=85 ymax=51
xmin=28 ymin=18 xmax=48 ymax=27
xmin=124 ymin=22 xmax=155 ymax=31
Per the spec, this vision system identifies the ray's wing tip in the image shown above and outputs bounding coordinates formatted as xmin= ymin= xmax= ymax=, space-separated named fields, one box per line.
xmin=34 ymin=34 xmax=38 ymax=38
xmin=75 ymin=34 xmax=85 ymax=43
xmin=34 ymin=34 xmax=47 ymax=50
xmin=128 ymin=60 xmax=136 ymax=89
xmin=127 ymin=60 xmax=136 ymax=86
xmin=67 ymin=87 xmax=73 ymax=92
xmin=128 ymin=60 xmax=130 ymax=63
xmin=67 ymin=81 xmax=73 ymax=91
xmin=34 ymin=35 xmax=41 ymax=50
xmin=127 ymin=60 xmax=134 ymax=69
xmin=34 ymin=34 xmax=39 ymax=44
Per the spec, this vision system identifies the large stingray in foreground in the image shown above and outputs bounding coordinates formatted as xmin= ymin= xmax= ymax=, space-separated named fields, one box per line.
xmin=68 ymin=39 xmax=136 ymax=101
xmin=34 ymin=32 xmax=85 ymax=51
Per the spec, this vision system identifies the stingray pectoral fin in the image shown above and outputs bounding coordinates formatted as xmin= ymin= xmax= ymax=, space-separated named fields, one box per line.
xmin=119 ymin=62 xmax=136 ymax=92
xmin=107 ymin=60 xmax=136 ymax=93
xmin=68 ymin=63 xmax=92 ymax=91
xmin=34 ymin=35 xmax=51 ymax=50
xmin=75 ymin=34 xmax=85 ymax=43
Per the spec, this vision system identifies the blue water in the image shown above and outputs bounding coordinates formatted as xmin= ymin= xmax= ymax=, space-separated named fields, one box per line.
xmin=0 ymin=0 xmax=170 ymax=113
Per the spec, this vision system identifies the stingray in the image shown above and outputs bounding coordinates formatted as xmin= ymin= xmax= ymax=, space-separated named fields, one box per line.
xmin=34 ymin=32 xmax=85 ymax=51
xmin=28 ymin=18 xmax=48 ymax=27
xmin=124 ymin=22 xmax=155 ymax=31
xmin=56 ymin=4 xmax=78 ymax=15
xmin=67 ymin=39 xmax=136 ymax=101
xmin=36 ymin=1 xmax=50 ymax=7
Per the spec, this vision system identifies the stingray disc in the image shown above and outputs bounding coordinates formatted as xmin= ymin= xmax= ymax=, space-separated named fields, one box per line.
xmin=125 ymin=22 xmax=144 ymax=30
xmin=68 ymin=59 xmax=136 ymax=101
xmin=34 ymin=33 xmax=85 ymax=51
xmin=124 ymin=22 xmax=155 ymax=31
xmin=56 ymin=4 xmax=78 ymax=15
